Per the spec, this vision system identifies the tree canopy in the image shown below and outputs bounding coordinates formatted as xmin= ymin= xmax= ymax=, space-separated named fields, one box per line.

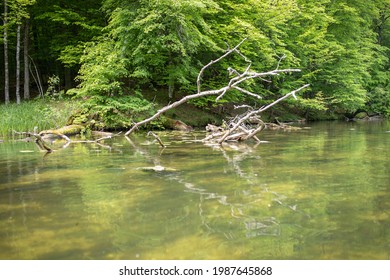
xmin=2 ymin=0 xmax=390 ymax=128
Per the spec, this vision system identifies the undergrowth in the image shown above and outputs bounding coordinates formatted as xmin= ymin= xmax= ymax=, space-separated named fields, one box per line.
xmin=0 ymin=99 xmax=80 ymax=138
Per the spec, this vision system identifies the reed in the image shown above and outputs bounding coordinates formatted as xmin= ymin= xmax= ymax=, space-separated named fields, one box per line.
xmin=0 ymin=99 xmax=80 ymax=138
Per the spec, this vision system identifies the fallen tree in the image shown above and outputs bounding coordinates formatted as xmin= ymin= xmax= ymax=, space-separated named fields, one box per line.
xmin=124 ymin=38 xmax=309 ymax=143
xmin=204 ymin=84 xmax=309 ymax=144
xmin=39 ymin=125 xmax=85 ymax=137
xmin=14 ymin=125 xmax=120 ymax=153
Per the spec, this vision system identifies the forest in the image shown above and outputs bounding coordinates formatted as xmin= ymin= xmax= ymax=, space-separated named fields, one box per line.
xmin=1 ymin=0 xmax=390 ymax=132
xmin=1 ymin=1 xmax=390 ymax=264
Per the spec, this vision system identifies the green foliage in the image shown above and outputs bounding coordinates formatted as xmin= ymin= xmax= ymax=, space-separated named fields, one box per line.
xmin=0 ymin=100 xmax=80 ymax=137
xmin=106 ymin=0 xmax=219 ymax=96
xmin=32 ymin=0 xmax=105 ymax=68
xmin=2 ymin=0 xmax=390 ymax=121
xmin=69 ymin=37 xmax=155 ymax=130
xmin=72 ymin=95 xmax=154 ymax=130
xmin=71 ymin=39 xmax=128 ymax=97
xmin=278 ymin=0 xmax=390 ymax=114
xmin=366 ymin=85 xmax=390 ymax=116
xmin=45 ymin=75 xmax=63 ymax=99
xmin=7 ymin=0 xmax=36 ymax=25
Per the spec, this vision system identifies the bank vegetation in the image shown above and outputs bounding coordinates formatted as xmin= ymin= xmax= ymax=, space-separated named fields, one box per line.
xmin=1 ymin=0 xmax=390 ymax=135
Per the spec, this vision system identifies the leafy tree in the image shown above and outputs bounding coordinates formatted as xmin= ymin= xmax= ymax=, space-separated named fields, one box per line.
xmin=31 ymin=0 xmax=105 ymax=90
xmin=69 ymin=38 xmax=155 ymax=129
xmin=105 ymin=0 xmax=219 ymax=98
xmin=3 ymin=0 xmax=390 ymax=122
xmin=188 ymin=0 xmax=301 ymax=108
xmin=3 ymin=0 xmax=10 ymax=104
xmin=279 ymin=0 xmax=385 ymax=116
xmin=9 ymin=0 xmax=36 ymax=104
xmin=2 ymin=0 xmax=35 ymax=104
xmin=366 ymin=0 xmax=390 ymax=116
xmin=69 ymin=0 xmax=221 ymax=129
xmin=324 ymin=0 xmax=377 ymax=112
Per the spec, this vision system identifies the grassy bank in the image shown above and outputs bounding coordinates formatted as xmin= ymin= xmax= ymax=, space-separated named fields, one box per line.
xmin=0 ymin=99 xmax=80 ymax=138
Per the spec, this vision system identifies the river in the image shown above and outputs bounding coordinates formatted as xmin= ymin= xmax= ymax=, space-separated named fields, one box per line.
xmin=0 ymin=120 xmax=389 ymax=259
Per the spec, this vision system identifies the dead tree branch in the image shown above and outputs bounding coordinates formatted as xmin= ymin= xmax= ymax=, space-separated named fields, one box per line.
xmin=215 ymin=84 xmax=309 ymax=144
xmin=125 ymin=39 xmax=307 ymax=137
xmin=14 ymin=128 xmax=122 ymax=152
xmin=147 ymin=131 xmax=165 ymax=148
xmin=197 ymin=38 xmax=248 ymax=94
xmin=13 ymin=130 xmax=53 ymax=152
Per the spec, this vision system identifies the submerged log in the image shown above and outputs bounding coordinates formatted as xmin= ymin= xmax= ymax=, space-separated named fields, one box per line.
xmin=39 ymin=124 xmax=85 ymax=136
xmin=266 ymin=120 xmax=302 ymax=131
xmin=206 ymin=124 xmax=224 ymax=133
xmin=33 ymin=134 xmax=53 ymax=152
xmin=162 ymin=117 xmax=193 ymax=131
xmin=139 ymin=165 xmax=177 ymax=173
xmin=147 ymin=131 xmax=165 ymax=148
xmin=13 ymin=130 xmax=53 ymax=152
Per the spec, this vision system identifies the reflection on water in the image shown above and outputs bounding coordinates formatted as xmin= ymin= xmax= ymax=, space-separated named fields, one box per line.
xmin=0 ymin=121 xmax=390 ymax=259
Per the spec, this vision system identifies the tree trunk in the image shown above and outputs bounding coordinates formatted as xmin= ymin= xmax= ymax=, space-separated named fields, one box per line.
xmin=39 ymin=125 xmax=85 ymax=136
xmin=168 ymin=80 xmax=175 ymax=99
xmin=24 ymin=19 xmax=30 ymax=100
xmin=64 ymin=67 xmax=72 ymax=92
xmin=4 ymin=0 xmax=10 ymax=104
xmin=16 ymin=24 xmax=22 ymax=104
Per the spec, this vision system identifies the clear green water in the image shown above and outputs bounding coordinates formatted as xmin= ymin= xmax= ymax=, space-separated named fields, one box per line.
xmin=1 ymin=121 xmax=390 ymax=260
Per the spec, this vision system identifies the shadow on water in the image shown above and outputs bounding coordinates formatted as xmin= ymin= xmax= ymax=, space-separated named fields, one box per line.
xmin=0 ymin=120 xmax=390 ymax=259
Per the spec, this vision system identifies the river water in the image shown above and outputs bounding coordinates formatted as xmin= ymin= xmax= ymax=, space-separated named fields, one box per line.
xmin=0 ymin=121 xmax=389 ymax=260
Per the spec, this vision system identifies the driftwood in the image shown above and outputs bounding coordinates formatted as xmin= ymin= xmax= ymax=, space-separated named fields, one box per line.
xmin=125 ymin=38 xmax=309 ymax=143
xmin=212 ymin=84 xmax=309 ymax=144
xmin=267 ymin=118 xmax=304 ymax=131
xmin=14 ymin=125 xmax=120 ymax=153
xmin=13 ymin=130 xmax=53 ymax=152
xmin=39 ymin=124 xmax=84 ymax=135
xmin=147 ymin=131 xmax=165 ymax=148
xmin=204 ymin=117 xmax=305 ymax=144
xmin=161 ymin=117 xmax=193 ymax=131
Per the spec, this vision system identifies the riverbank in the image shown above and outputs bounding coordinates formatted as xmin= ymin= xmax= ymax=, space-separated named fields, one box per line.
xmin=0 ymin=99 xmax=80 ymax=138
xmin=0 ymin=96 xmax=384 ymax=139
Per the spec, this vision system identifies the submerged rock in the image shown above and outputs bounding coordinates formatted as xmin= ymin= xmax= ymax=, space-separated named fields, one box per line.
xmin=139 ymin=165 xmax=177 ymax=172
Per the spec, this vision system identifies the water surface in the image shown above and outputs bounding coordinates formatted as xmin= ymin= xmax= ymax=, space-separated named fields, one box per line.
xmin=1 ymin=121 xmax=389 ymax=259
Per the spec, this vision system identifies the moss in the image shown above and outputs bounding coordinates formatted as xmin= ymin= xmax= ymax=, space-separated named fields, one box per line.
xmin=40 ymin=125 xmax=85 ymax=136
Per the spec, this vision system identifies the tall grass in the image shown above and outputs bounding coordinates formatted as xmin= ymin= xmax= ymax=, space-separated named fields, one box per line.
xmin=0 ymin=99 xmax=80 ymax=138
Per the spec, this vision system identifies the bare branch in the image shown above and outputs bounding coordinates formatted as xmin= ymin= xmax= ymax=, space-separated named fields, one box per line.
xmin=275 ymin=54 xmax=287 ymax=70
xmin=234 ymin=104 xmax=253 ymax=110
xmin=125 ymin=86 xmax=229 ymax=136
xmin=197 ymin=38 xmax=247 ymax=94
xmin=13 ymin=130 xmax=53 ymax=152
xmin=147 ymin=131 xmax=165 ymax=148
xmin=124 ymin=38 xmax=309 ymax=140
xmin=234 ymin=48 xmax=252 ymax=63
xmin=217 ymin=84 xmax=310 ymax=144
xmin=232 ymin=86 xmax=261 ymax=99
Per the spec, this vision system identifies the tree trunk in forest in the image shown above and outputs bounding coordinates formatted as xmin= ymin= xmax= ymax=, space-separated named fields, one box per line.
xmin=64 ymin=67 xmax=72 ymax=92
xmin=168 ymin=80 xmax=175 ymax=99
xmin=24 ymin=19 xmax=30 ymax=100
xmin=4 ymin=0 xmax=10 ymax=104
xmin=16 ymin=24 xmax=22 ymax=104
xmin=376 ymin=11 xmax=390 ymax=45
